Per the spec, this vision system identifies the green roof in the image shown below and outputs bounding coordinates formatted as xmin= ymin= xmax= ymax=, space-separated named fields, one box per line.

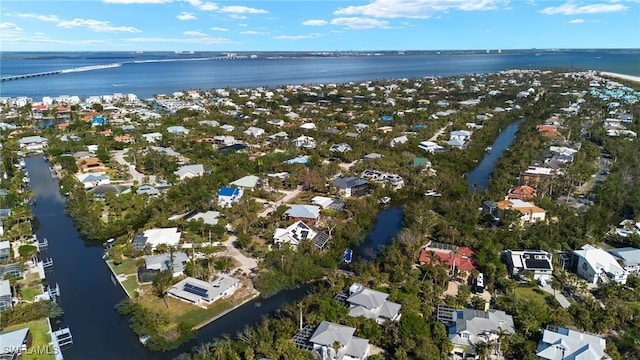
xmin=413 ymin=158 xmax=429 ymax=167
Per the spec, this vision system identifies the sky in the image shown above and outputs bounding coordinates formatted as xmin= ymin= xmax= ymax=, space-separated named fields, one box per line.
xmin=1 ymin=0 xmax=639 ymax=52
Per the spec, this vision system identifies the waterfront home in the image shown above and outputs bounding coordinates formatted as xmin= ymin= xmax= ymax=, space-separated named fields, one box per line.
xmin=418 ymin=241 xmax=477 ymax=274
xmin=536 ymin=325 xmax=611 ymax=360
xmin=496 ymin=199 xmax=546 ymax=225
xmin=311 ymin=196 xmax=345 ymax=211
xmin=307 ymin=321 xmax=370 ymax=360
xmin=569 ymin=245 xmax=628 ymax=285
xmin=521 ymin=166 xmax=558 ymax=185
xmin=18 ymin=135 xmax=48 ymax=150
xmin=89 ymin=184 xmax=131 ymax=199
xmin=77 ymin=157 xmax=107 ymax=174
xmin=284 ymin=205 xmax=321 ymax=223
xmin=217 ymin=187 xmax=243 ymax=208
xmin=0 ymin=328 xmax=31 ymax=359
xmin=76 ymin=173 xmax=110 ymax=189
xmin=502 ymin=249 xmax=553 ymax=283
xmin=143 ymin=251 xmax=189 ymax=279
xmin=608 ymin=247 xmax=640 ymax=274
xmin=173 ymin=164 xmax=205 ymax=180
xmin=229 ymin=175 xmax=261 ymax=190
xmin=131 ymin=227 xmax=181 ymax=251
xmin=168 ymin=275 xmax=239 ymax=306
xmin=333 ymin=177 xmax=370 ymax=198
xmin=361 ymin=170 xmax=404 ymax=189
xmin=436 ymin=304 xmax=515 ymax=360
xmin=0 ymin=241 xmax=10 ymax=261
xmin=273 ymin=220 xmax=330 ymax=250
xmin=141 ymin=132 xmax=163 ymax=143
xmin=345 ymin=283 xmax=402 ymax=324
xmin=0 ymin=280 xmax=12 ymax=310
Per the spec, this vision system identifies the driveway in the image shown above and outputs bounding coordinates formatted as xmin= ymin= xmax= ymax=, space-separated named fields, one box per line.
xmin=428 ymin=121 xmax=453 ymax=141
xmin=258 ymin=186 xmax=303 ymax=218
xmin=223 ymin=235 xmax=258 ymax=275
xmin=112 ymin=149 xmax=155 ymax=185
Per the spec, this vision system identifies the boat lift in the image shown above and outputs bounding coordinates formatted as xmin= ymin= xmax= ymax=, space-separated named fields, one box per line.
xmin=37 ymin=238 xmax=48 ymax=251
xmin=47 ymin=283 xmax=61 ymax=302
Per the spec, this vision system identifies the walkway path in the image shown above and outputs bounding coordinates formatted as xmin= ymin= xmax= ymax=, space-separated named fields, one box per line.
xmin=258 ymin=186 xmax=303 ymax=218
xmin=428 ymin=121 xmax=453 ymax=141
xmin=539 ymin=284 xmax=571 ymax=309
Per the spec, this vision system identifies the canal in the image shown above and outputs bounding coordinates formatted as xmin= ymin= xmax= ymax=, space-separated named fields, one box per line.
xmin=25 ymin=155 xmax=406 ymax=359
xmin=465 ymin=117 xmax=526 ymax=191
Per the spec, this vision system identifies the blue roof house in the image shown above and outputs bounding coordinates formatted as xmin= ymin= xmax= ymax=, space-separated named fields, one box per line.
xmin=380 ymin=115 xmax=393 ymax=122
xmin=218 ymin=187 xmax=243 ymax=208
xmin=91 ymin=116 xmax=107 ymax=126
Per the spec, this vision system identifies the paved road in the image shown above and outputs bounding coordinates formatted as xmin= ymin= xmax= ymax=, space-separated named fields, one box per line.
xmin=428 ymin=121 xmax=453 ymax=142
xmin=112 ymin=149 xmax=155 ymax=185
xmin=539 ymin=284 xmax=571 ymax=309
xmin=258 ymin=186 xmax=303 ymax=218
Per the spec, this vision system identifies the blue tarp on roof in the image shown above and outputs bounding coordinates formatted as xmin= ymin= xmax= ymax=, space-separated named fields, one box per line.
xmin=218 ymin=187 xmax=240 ymax=197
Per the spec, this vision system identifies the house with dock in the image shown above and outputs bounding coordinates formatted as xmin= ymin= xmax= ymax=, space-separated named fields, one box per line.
xmin=167 ymin=275 xmax=239 ymax=306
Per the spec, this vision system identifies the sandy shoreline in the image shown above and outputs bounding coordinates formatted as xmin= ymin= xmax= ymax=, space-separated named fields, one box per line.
xmin=597 ymin=71 xmax=640 ymax=84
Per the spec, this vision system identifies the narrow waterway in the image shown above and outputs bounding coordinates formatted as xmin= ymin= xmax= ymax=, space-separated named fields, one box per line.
xmin=25 ymin=155 xmax=406 ymax=359
xmin=466 ymin=117 xmax=526 ymax=191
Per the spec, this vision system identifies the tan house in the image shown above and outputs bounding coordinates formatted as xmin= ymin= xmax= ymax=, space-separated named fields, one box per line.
xmin=497 ymin=199 xmax=546 ymax=225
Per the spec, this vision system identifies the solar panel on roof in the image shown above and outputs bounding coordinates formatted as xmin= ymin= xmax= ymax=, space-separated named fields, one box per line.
xmin=184 ymin=283 xmax=208 ymax=298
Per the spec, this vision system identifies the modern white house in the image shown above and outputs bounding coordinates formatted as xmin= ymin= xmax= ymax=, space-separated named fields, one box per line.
xmin=572 ymin=245 xmax=628 ymax=285
xmin=273 ymin=221 xmax=330 ymax=250
xmin=502 ymin=249 xmax=553 ymax=283
xmin=173 ymin=164 xmax=204 ymax=180
xmin=243 ymin=127 xmax=265 ymax=137
xmin=131 ymin=227 xmax=181 ymax=251
xmin=346 ymin=283 xmax=402 ymax=324
xmin=308 ymin=321 xmax=370 ymax=360
xmin=418 ymin=140 xmax=446 ymax=153
xmin=536 ymin=325 xmax=611 ymax=360
xmin=18 ymin=135 xmax=48 ymax=150
xmin=608 ymin=247 xmax=640 ymax=274
xmin=141 ymin=132 xmax=163 ymax=143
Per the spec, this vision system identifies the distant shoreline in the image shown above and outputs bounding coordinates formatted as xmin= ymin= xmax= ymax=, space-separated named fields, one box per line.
xmin=598 ymin=71 xmax=640 ymax=84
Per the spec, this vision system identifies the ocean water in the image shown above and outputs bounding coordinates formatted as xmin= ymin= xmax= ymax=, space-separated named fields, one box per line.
xmin=1 ymin=51 xmax=639 ymax=100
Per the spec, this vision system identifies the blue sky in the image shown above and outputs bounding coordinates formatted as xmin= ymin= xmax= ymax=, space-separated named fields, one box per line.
xmin=1 ymin=0 xmax=639 ymax=51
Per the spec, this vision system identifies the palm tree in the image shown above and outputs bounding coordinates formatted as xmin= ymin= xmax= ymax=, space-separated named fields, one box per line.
xmin=450 ymin=246 xmax=460 ymax=279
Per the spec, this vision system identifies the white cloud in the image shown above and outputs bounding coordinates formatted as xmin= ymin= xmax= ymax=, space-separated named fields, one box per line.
xmin=185 ymin=0 xmax=218 ymax=11
xmin=13 ymin=13 xmax=60 ymax=22
xmin=0 ymin=22 xmax=23 ymax=31
xmin=177 ymin=12 xmax=197 ymax=20
xmin=210 ymin=26 xmax=228 ymax=31
xmin=334 ymin=0 xmax=504 ymax=19
xmin=302 ymin=19 xmax=328 ymax=26
xmin=568 ymin=18 xmax=584 ymax=23
xmin=219 ymin=6 xmax=268 ymax=14
xmin=125 ymin=36 xmax=232 ymax=45
xmin=228 ymin=14 xmax=247 ymax=20
xmin=184 ymin=30 xmax=207 ymax=36
xmin=540 ymin=2 xmax=628 ymax=15
xmin=274 ymin=33 xmax=322 ymax=40
xmin=57 ymin=18 xmax=141 ymax=33
xmin=240 ymin=30 xmax=267 ymax=35
xmin=331 ymin=17 xmax=390 ymax=29
xmin=103 ymin=0 xmax=172 ymax=3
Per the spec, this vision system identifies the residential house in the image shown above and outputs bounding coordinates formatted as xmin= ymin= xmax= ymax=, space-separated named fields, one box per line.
xmin=167 ymin=126 xmax=189 ymax=135
xmin=174 ymin=164 xmax=205 ymax=180
xmin=244 ymin=127 xmax=265 ymax=137
xmin=307 ymin=321 xmax=370 ymax=360
xmin=502 ymin=250 xmax=553 ymax=283
xmin=390 ymin=135 xmax=409 ymax=147
xmin=536 ymin=325 xmax=611 ymax=360
xmin=284 ymin=205 xmax=321 ymax=223
xmin=418 ymin=241 xmax=477 ymax=274
xmin=0 ymin=328 xmax=31 ymax=359
xmin=608 ymin=247 xmax=640 ymax=274
xmin=360 ymin=170 xmax=404 ymax=189
xmin=0 ymin=241 xmax=11 ymax=261
xmin=141 ymin=132 xmax=163 ymax=143
xmin=570 ymin=244 xmax=628 ymax=285
xmin=418 ymin=140 xmax=447 ymax=153
xmin=76 ymin=173 xmax=110 ymax=189
xmin=18 ymin=136 xmax=48 ymax=150
xmin=506 ymin=185 xmax=537 ymax=200
xmin=329 ymin=143 xmax=352 ymax=153
xmin=292 ymin=135 xmax=317 ymax=149
xmin=168 ymin=275 xmax=239 ymax=305
xmin=437 ymin=304 xmax=515 ymax=360
xmin=136 ymin=185 xmax=160 ymax=196
xmin=0 ymin=280 xmax=12 ymax=310
xmin=229 ymin=175 xmax=261 ymax=190
xmin=521 ymin=166 xmax=557 ymax=186
xmin=77 ymin=157 xmax=107 ymax=174
xmin=143 ymin=251 xmax=189 ymax=279
xmin=89 ymin=184 xmax=130 ymax=199
xmin=333 ymin=177 xmax=370 ymax=198
xmin=496 ymin=199 xmax=546 ymax=225
xmin=346 ymin=283 xmax=402 ymax=324
xmin=131 ymin=227 xmax=181 ymax=251
xmin=311 ymin=196 xmax=345 ymax=211
xmin=217 ymin=187 xmax=243 ymax=208
xmin=185 ymin=210 xmax=221 ymax=226
xmin=220 ymin=124 xmax=235 ymax=132
xmin=363 ymin=153 xmax=383 ymax=161
xmin=219 ymin=144 xmax=247 ymax=153
xmin=273 ymin=220 xmax=330 ymax=250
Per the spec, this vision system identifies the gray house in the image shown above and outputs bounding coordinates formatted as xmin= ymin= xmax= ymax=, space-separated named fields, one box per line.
xmin=308 ymin=321 xmax=370 ymax=360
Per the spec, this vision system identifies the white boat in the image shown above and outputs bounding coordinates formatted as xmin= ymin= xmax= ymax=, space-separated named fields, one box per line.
xmin=379 ymin=196 xmax=391 ymax=205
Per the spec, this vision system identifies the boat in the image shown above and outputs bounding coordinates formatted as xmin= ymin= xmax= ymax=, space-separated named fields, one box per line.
xmin=379 ymin=196 xmax=391 ymax=205
xmin=344 ymin=248 xmax=353 ymax=264
xmin=485 ymin=146 xmax=492 ymax=152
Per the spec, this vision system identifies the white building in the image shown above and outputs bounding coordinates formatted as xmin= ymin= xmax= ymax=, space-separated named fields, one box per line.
xmin=346 ymin=283 xmax=401 ymax=324
xmin=503 ymin=250 xmax=553 ymax=283
xmin=536 ymin=325 xmax=611 ymax=360
xmin=308 ymin=321 xmax=370 ymax=360
xmin=572 ymin=245 xmax=628 ymax=285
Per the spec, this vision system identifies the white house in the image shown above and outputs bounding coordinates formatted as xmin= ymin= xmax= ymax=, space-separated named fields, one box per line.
xmin=390 ymin=135 xmax=409 ymax=147
xmin=418 ymin=141 xmax=446 ymax=153
xmin=243 ymin=127 xmax=265 ymax=137
xmin=608 ymin=247 xmax=640 ymax=274
xmin=536 ymin=325 xmax=611 ymax=360
xmin=229 ymin=175 xmax=261 ymax=190
xmin=497 ymin=199 xmax=546 ymax=225
xmin=572 ymin=244 xmax=628 ymax=285
xmin=503 ymin=250 xmax=553 ymax=283
xmin=217 ymin=187 xmax=243 ymax=208
xmin=292 ymin=135 xmax=316 ymax=149
xmin=131 ymin=227 xmax=181 ymax=250
xmin=167 ymin=126 xmax=189 ymax=135
xmin=308 ymin=321 xmax=370 ymax=360
xmin=168 ymin=275 xmax=239 ymax=305
xmin=144 ymin=251 xmax=189 ymax=278
xmin=329 ymin=143 xmax=352 ymax=153
xmin=173 ymin=164 xmax=205 ymax=180
xmin=141 ymin=132 xmax=163 ymax=143
xmin=18 ymin=136 xmax=48 ymax=150
xmin=346 ymin=283 xmax=402 ymax=324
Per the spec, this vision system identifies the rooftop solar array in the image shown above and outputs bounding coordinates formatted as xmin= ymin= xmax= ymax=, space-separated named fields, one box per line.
xmin=425 ymin=241 xmax=457 ymax=251
xmin=291 ymin=325 xmax=315 ymax=351
xmin=184 ymin=283 xmax=209 ymax=298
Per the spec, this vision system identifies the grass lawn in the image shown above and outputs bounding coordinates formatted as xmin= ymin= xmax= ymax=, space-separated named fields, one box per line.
xmin=121 ymin=276 xmax=151 ymax=297
xmin=20 ymin=285 xmax=42 ymax=302
xmin=4 ymin=318 xmax=55 ymax=360
xmin=107 ymin=258 xmax=139 ymax=276
xmin=514 ymin=286 xmax=554 ymax=303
